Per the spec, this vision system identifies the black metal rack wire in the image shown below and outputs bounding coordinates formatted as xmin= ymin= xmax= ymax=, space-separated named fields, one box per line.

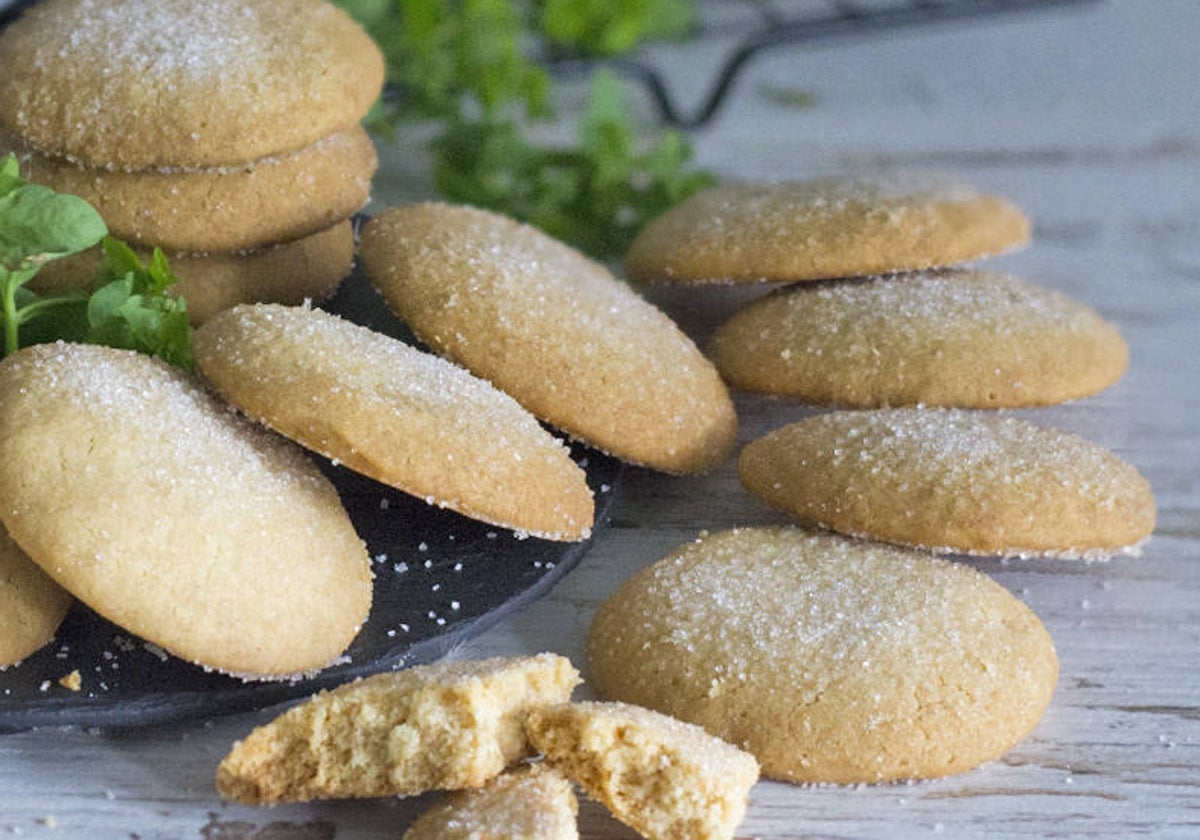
xmin=1 ymin=0 xmax=1101 ymax=130
xmin=545 ymin=0 xmax=1102 ymax=128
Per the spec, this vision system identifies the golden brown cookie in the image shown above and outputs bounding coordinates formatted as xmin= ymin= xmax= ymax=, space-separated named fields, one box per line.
xmin=2 ymin=125 xmax=376 ymax=253
xmin=217 ymin=654 xmax=581 ymax=804
xmin=358 ymin=203 xmax=737 ymax=475
xmin=525 ymin=701 xmax=759 ymax=840
xmin=403 ymin=764 xmax=579 ymax=840
xmin=0 ymin=526 xmax=72 ymax=667
xmin=624 ymin=175 xmax=1030 ymax=284
xmin=32 ymin=221 xmax=355 ymax=324
xmin=739 ymin=408 xmax=1156 ymax=558
xmin=710 ymin=269 xmax=1129 ymax=407
xmin=587 ymin=527 xmax=1059 ymax=784
xmin=0 ymin=0 xmax=384 ymax=168
xmin=194 ymin=304 xmax=594 ymax=541
xmin=0 ymin=343 xmax=372 ymax=677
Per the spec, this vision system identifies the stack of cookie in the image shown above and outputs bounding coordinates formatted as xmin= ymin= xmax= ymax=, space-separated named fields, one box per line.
xmin=593 ymin=173 xmax=1157 ymax=786
xmin=0 ymin=0 xmax=384 ymax=323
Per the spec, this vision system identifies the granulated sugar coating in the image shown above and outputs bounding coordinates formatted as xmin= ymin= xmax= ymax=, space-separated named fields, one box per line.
xmin=526 ymin=701 xmax=759 ymax=840
xmin=623 ymin=175 xmax=1030 ymax=283
xmin=194 ymin=304 xmax=594 ymax=541
xmin=0 ymin=343 xmax=372 ymax=678
xmin=402 ymin=764 xmax=578 ymax=840
xmin=0 ymin=0 xmax=384 ymax=168
xmin=359 ymin=203 xmax=737 ymax=475
xmin=586 ymin=527 xmax=1059 ymax=784
xmin=739 ymin=408 xmax=1156 ymax=558
xmin=711 ymin=268 xmax=1129 ymax=407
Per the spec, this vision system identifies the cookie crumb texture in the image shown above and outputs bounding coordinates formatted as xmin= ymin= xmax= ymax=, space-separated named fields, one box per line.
xmin=624 ymin=174 xmax=1030 ymax=284
xmin=359 ymin=203 xmax=737 ymax=475
xmin=403 ymin=764 xmax=578 ymax=840
xmin=588 ymin=528 xmax=1059 ymax=784
xmin=526 ymin=701 xmax=758 ymax=840
xmin=711 ymin=269 xmax=1128 ymax=408
xmin=0 ymin=0 xmax=384 ymax=168
xmin=739 ymin=408 xmax=1156 ymax=558
xmin=216 ymin=654 xmax=581 ymax=804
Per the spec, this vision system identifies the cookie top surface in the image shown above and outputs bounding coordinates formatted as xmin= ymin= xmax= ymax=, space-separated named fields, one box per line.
xmin=0 ymin=526 xmax=72 ymax=667
xmin=217 ymin=653 xmax=581 ymax=804
xmin=624 ymin=175 xmax=1030 ymax=284
xmin=739 ymin=408 xmax=1156 ymax=558
xmin=402 ymin=764 xmax=578 ymax=840
xmin=358 ymin=203 xmax=737 ymax=475
xmin=194 ymin=304 xmax=593 ymax=540
xmin=711 ymin=269 xmax=1129 ymax=407
xmin=0 ymin=343 xmax=372 ymax=677
xmin=3 ymin=125 xmax=377 ymax=252
xmin=526 ymin=700 xmax=759 ymax=840
xmin=0 ymin=0 xmax=384 ymax=168
xmin=586 ymin=527 xmax=1059 ymax=783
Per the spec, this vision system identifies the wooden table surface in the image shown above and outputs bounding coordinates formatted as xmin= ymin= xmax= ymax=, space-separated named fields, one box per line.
xmin=3 ymin=1 xmax=1199 ymax=837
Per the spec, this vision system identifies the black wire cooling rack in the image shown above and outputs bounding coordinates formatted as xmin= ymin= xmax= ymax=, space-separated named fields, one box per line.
xmin=0 ymin=0 xmax=1101 ymax=129
xmin=544 ymin=0 xmax=1102 ymax=128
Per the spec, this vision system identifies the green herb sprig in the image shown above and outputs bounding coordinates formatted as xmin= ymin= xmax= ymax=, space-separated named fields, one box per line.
xmin=336 ymin=0 xmax=712 ymax=260
xmin=0 ymin=154 xmax=193 ymax=370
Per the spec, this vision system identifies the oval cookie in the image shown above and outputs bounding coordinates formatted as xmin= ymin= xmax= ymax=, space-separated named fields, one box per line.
xmin=0 ymin=343 xmax=372 ymax=677
xmin=739 ymin=408 xmax=1156 ymax=558
xmin=0 ymin=526 xmax=72 ymax=667
xmin=2 ymin=125 xmax=376 ymax=253
xmin=359 ymin=203 xmax=737 ymax=475
xmin=624 ymin=175 xmax=1030 ymax=284
xmin=194 ymin=304 xmax=594 ymax=541
xmin=33 ymin=221 xmax=355 ymax=325
xmin=587 ymin=527 xmax=1059 ymax=783
xmin=711 ymin=269 xmax=1129 ymax=407
xmin=0 ymin=0 xmax=384 ymax=168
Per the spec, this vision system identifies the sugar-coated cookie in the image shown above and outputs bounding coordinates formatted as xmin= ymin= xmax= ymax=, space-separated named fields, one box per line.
xmin=587 ymin=527 xmax=1059 ymax=783
xmin=624 ymin=175 xmax=1030 ymax=284
xmin=403 ymin=764 xmax=579 ymax=840
xmin=194 ymin=304 xmax=594 ymax=541
xmin=2 ymin=126 xmax=376 ymax=253
xmin=710 ymin=269 xmax=1129 ymax=407
xmin=217 ymin=654 xmax=581 ymax=804
xmin=0 ymin=343 xmax=372 ymax=677
xmin=739 ymin=408 xmax=1156 ymax=558
xmin=359 ymin=203 xmax=737 ymax=474
xmin=0 ymin=0 xmax=384 ymax=168
xmin=0 ymin=527 xmax=72 ymax=667
xmin=33 ymin=221 xmax=355 ymax=324
xmin=526 ymin=701 xmax=759 ymax=840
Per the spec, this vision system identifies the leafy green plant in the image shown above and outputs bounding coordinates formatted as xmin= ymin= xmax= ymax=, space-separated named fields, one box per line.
xmin=335 ymin=0 xmax=712 ymax=260
xmin=0 ymin=154 xmax=193 ymax=369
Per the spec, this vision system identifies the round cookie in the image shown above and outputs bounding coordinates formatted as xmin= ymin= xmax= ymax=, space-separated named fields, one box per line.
xmin=194 ymin=304 xmax=595 ymax=541
xmin=739 ymin=408 xmax=1156 ymax=558
xmin=710 ymin=269 xmax=1129 ymax=407
xmin=2 ymin=125 xmax=376 ymax=253
xmin=32 ymin=221 xmax=355 ymax=324
xmin=358 ymin=203 xmax=737 ymax=475
xmin=0 ymin=0 xmax=384 ymax=168
xmin=403 ymin=764 xmax=579 ymax=840
xmin=587 ymin=527 xmax=1059 ymax=783
xmin=0 ymin=343 xmax=372 ymax=677
xmin=624 ymin=175 xmax=1030 ymax=284
xmin=0 ymin=526 xmax=72 ymax=667
xmin=525 ymin=701 xmax=759 ymax=840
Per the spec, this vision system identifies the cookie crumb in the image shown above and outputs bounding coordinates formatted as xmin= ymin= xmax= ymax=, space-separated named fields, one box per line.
xmin=58 ymin=670 xmax=82 ymax=692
